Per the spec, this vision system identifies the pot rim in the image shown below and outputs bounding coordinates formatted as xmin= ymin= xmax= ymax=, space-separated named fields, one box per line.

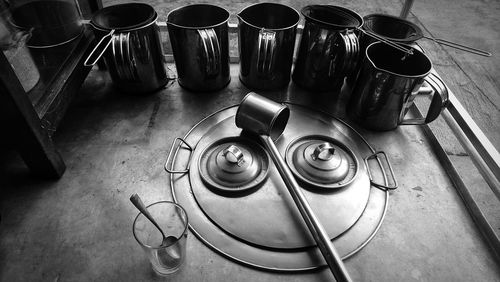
xmin=365 ymin=41 xmax=432 ymax=78
xmin=237 ymin=2 xmax=300 ymax=31
xmin=362 ymin=13 xmax=422 ymax=43
xmin=301 ymin=5 xmax=363 ymax=30
xmin=91 ymin=3 xmax=157 ymax=32
xmin=166 ymin=4 xmax=230 ymax=30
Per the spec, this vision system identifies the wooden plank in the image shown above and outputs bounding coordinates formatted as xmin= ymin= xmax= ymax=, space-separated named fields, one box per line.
xmin=0 ymin=52 xmax=65 ymax=178
xmin=37 ymin=28 xmax=95 ymax=133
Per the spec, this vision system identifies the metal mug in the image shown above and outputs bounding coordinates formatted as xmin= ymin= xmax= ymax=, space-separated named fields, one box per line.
xmin=84 ymin=3 xmax=168 ymax=93
xmin=237 ymin=3 xmax=300 ymax=90
xmin=347 ymin=42 xmax=449 ymax=131
xmin=292 ymin=5 xmax=363 ymax=92
xmin=167 ymin=4 xmax=230 ymax=92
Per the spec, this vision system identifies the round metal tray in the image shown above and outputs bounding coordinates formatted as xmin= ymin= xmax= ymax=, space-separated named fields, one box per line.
xmin=169 ymin=104 xmax=388 ymax=271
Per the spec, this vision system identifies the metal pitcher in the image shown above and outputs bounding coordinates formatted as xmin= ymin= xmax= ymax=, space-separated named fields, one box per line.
xmin=347 ymin=42 xmax=449 ymax=131
xmin=237 ymin=3 xmax=300 ymax=90
xmin=292 ymin=5 xmax=363 ymax=92
xmin=347 ymin=13 xmax=491 ymax=89
xmin=167 ymin=4 xmax=230 ymax=92
xmin=84 ymin=3 xmax=168 ymax=94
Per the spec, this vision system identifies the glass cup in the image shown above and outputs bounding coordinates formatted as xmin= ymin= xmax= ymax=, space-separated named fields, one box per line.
xmin=133 ymin=201 xmax=188 ymax=276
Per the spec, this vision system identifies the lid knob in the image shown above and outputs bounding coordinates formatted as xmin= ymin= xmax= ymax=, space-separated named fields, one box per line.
xmin=223 ymin=145 xmax=245 ymax=166
xmin=311 ymin=142 xmax=336 ymax=161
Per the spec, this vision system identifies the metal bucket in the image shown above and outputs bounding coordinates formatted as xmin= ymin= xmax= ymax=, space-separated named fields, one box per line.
xmin=347 ymin=42 xmax=449 ymax=131
xmin=84 ymin=3 xmax=168 ymax=94
xmin=167 ymin=4 xmax=230 ymax=92
xmin=237 ymin=3 xmax=300 ymax=90
xmin=292 ymin=5 xmax=363 ymax=92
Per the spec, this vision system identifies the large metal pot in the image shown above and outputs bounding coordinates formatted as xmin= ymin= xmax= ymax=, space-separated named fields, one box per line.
xmin=84 ymin=3 xmax=168 ymax=94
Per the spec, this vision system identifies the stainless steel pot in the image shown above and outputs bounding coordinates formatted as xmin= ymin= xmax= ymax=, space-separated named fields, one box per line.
xmin=292 ymin=5 xmax=362 ymax=92
xmin=84 ymin=3 xmax=168 ymax=94
xmin=166 ymin=4 xmax=230 ymax=92
xmin=237 ymin=3 xmax=300 ymax=90
xmin=348 ymin=42 xmax=449 ymax=131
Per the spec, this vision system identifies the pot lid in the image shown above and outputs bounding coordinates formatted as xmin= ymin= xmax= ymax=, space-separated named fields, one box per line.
xmin=285 ymin=135 xmax=358 ymax=189
xmin=198 ymin=137 xmax=269 ymax=193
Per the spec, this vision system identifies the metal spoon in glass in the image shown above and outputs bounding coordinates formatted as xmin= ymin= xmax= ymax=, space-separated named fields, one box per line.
xmin=130 ymin=194 xmax=177 ymax=247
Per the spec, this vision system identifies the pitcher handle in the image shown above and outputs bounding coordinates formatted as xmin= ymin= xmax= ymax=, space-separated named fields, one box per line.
xmin=338 ymin=31 xmax=360 ymax=76
xmin=84 ymin=29 xmax=115 ymax=67
xmin=198 ymin=28 xmax=221 ymax=77
xmin=257 ymin=29 xmax=276 ymax=77
xmin=401 ymin=72 xmax=449 ymax=125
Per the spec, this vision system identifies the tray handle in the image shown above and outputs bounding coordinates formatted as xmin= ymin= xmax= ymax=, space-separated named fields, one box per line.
xmin=364 ymin=151 xmax=398 ymax=191
xmin=164 ymin=137 xmax=193 ymax=174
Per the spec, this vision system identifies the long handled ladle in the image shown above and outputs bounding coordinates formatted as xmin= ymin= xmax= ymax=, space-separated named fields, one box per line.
xmin=130 ymin=194 xmax=177 ymax=247
xmin=235 ymin=93 xmax=352 ymax=282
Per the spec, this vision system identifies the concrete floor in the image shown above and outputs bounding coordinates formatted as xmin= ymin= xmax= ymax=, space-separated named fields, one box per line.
xmin=1 ymin=0 xmax=500 ymax=281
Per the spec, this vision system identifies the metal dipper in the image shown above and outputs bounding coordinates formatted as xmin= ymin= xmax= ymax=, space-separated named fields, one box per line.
xmin=235 ymin=92 xmax=353 ymax=282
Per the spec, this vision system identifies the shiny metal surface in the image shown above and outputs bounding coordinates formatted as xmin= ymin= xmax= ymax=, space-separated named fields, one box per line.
xmin=198 ymin=136 xmax=269 ymax=193
xmin=169 ymin=104 xmax=388 ymax=271
xmin=167 ymin=4 xmax=231 ymax=91
xmin=85 ymin=4 xmax=168 ymax=93
xmin=259 ymin=133 xmax=353 ymax=282
xmin=236 ymin=94 xmax=352 ymax=279
xmin=237 ymin=3 xmax=300 ymax=90
xmin=235 ymin=92 xmax=290 ymax=140
xmin=285 ymin=135 xmax=358 ymax=189
xmin=348 ymin=42 xmax=449 ymax=131
xmin=292 ymin=5 xmax=362 ymax=92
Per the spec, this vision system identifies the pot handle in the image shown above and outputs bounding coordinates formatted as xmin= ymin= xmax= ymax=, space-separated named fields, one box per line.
xmin=164 ymin=137 xmax=193 ymax=174
xmin=84 ymin=29 xmax=115 ymax=67
xmin=198 ymin=28 xmax=220 ymax=77
xmin=400 ymin=72 xmax=449 ymax=125
xmin=364 ymin=151 xmax=398 ymax=191
xmin=111 ymin=32 xmax=136 ymax=81
xmin=338 ymin=31 xmax=360 ymax=76
xmin=257 ymin=29 xmax=276 ymax=77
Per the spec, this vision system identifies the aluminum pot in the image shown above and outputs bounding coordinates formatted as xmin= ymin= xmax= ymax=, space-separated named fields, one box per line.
xmin=347 ymin=42 xmax=449 ymax=131
xmin=84 ymin=3 xmax=168 ymax=94
xmin=167 ymin=4 xmax=230 ymax=92
xmin=237 ymin=3 xmax=300 ymax=90
xmin=292 ymin=5 xmax=363 ymax=92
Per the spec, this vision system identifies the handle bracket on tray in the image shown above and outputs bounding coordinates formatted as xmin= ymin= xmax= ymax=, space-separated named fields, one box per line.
xmin=165 ymin=137 xmax=193 ymax=174
xmin=364 ymin=151 xmax=398 ymax=190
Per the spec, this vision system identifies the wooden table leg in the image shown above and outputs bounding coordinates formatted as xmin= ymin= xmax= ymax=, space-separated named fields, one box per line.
xmin=1 ymin=53 xmax=65 ymax=179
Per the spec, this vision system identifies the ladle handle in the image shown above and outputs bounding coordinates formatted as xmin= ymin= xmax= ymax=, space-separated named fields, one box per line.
xmin=259 ymin=135 xmax=353 ymax=282
xmin=424 ymin=36 xmax=492 ymax=57
xmin=130 ymin=194 xmax=167 ymax=239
